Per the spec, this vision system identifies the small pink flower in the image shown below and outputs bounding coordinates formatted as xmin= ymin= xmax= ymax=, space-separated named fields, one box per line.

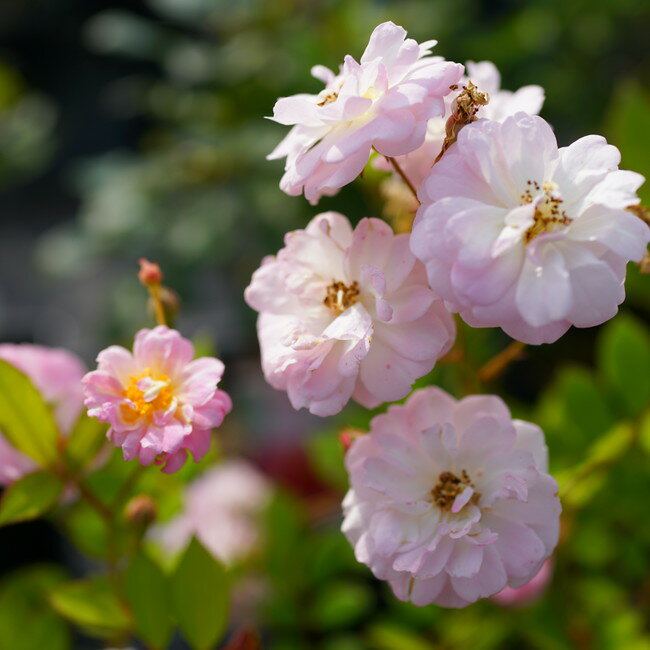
xmin=152 ymin=460 xmax=270 ymax=565
xmin=342 ymin=387 xmax=561 ymax=608
xmin=83 ymin=326 xmax=231 ymax=473
xmin=0 ymin=344 xmax=85 ymax=485
xmin=244 ymin=212 xmax=455 ymax=416
xmin=491 ymin=558 xmax=553 ymax=607
xmin=268 ymin=21 xmax=463 ymax=204
xmin=375 ymin=60 xmax=545 ymax=188
xmin=411 ymin=113 xmax=649 ymax=344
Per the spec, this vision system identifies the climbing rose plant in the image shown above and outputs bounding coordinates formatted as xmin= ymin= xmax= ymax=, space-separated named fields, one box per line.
xmin=0 ymin=18 xmax=648 ymax=650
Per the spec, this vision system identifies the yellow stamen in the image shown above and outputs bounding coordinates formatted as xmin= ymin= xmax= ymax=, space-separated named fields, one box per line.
xmin=121 ymin=370 xmax=173 ymax=423
xmin=522 ymin=180 xmax=572 ymax=243
xmin=324 ymin=280 xmax=360 ymax=314
xmin=431 ymin=470 xmax=480 ymax=511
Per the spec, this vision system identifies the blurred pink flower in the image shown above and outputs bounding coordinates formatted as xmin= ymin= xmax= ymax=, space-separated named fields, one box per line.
xmin=411 ymin=113 xmax=649 ymax=344
xmin=342 ymin=387 xmax=561 ymax=608
xmin=0 ymin=344 xmax=85 ymax=485
xmin=375 ymin=60 xmax=545 ymax=188
xmin=152 ymin=460 xmax=270 ymax=565
xmin=83 ymin=326 xmax=231 ymax=473
xmin=268 ymin=21 xmax=463 ymax=204
xmin=491 ymin=558 xmax=553 ymax=607
xmin=244 ymin=212 xmax=455 ymax=416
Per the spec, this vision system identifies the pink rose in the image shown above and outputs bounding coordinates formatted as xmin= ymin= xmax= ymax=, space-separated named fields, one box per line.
xmin=375 ymin=60 xmax=545 ymax=188
xmin=152 ymin=460 xmax=270 ymax=565
xmin=245 ymin=212 xmax=455 ymax=416
xmin=411 ymin=113 xmax=649 ymax=344
xmin=83 ymin=326 xmax=231 ymax=473
xmin=343 ymin=387 xmax=561 ymax=608
xmin=491 ymin=558 xmax=553 ymax=607
xmin=268 ymin=21 xmax=463 ymax=204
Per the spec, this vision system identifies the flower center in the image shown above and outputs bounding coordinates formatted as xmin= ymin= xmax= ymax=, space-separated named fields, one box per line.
xmin=521 ymin=180 xmax=572 ymax=243
xmin=317 ymin=90 xmax=339 ymax=106
xmin=324 ymin=280 xmax=360 ymax=314
xmin=431 ymin=470 xmax=479 ymax=511
xmin=121 ymin=370 xmax=174 ymax=423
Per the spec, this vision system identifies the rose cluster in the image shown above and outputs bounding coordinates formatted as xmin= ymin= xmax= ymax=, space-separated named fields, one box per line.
xmin=246 ymin=20 xmax=650 ymax=606
xmin=1 ymin=19 xmax=645 ymax=616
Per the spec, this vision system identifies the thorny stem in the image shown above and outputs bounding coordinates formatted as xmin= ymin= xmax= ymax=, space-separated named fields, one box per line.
xmin=385 ymin=156 xmax=419 ymax=200
xmin=477 ymin=340 xmax=526 ymax=383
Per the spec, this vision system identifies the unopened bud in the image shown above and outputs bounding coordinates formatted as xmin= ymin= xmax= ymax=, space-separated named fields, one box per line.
xmin=138 ymin=258 xmax=163 ymax=286
xmin=124 ymin=494 xmax=157 ymax=528
xmin=339 ymin=427 xmax=366 ymax=453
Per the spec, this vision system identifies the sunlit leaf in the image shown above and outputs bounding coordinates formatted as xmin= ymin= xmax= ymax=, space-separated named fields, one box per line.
xmin=65 ymin=413 xmax=108 ymax=472
xmin=0 ymin=471 xmax=64 ymax=526
xmin=48 ymin=576 xmax=131 ymax=639
xmin=0 ymin=359 xmax=59 ymax=466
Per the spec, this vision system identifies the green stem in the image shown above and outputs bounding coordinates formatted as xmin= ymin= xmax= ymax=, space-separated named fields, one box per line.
xmin=113 ymin=463 xmax=146 ymax=510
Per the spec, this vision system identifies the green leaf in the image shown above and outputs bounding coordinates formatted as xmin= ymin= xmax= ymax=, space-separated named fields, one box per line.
xmin=0 ymin=471 xmax=64 ymax=526
xmin=605 ymin=80 xmax=650 ymax=204
xmin=597 ymin=315 xmax=650 ymax=417
xmin=306 ymin=430 xmax=349 ymax=493
xmin=63 ymin=501 xmax=108 ymax=558
xmin=171 ymin=537 xmax=229 ymax=650
xmin=48 ymin=576 xmax=131 ymax=639
xmin=310 ymin=581 xmax=374 ymax=630
xmin=557 ymin=422 xmax=635 ymax=507
xmin=0 ymin=565 xmax=71 ymax=650
xmin=0 ymin=359 xmax=60 ymax=466
xmin=366 ymin=622 xmax=435 ymax=650
xmin=125 ymin=550 xmax=174 ymax=649
xmin=65 ymin=413 xmax=108 ymax=471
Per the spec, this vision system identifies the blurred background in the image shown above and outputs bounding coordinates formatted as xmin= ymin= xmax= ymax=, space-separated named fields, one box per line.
xmin=0 ymin=0 xmax=649 ymax=648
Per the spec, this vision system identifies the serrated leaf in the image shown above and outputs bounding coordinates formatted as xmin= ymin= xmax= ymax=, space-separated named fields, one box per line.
xmin=0 ymin=471 xmax=64 ymax=526
xmin=125 ymin=550 xmax=174 ymax=649
xmin=48 ymin=576 xmax=131 ymax=639
xmin=65 ymin=413 xmax=108 ymax=471
xmin=597 ymin=315 xmax=650 ymax=417
xmin=171 ymin=537 xmax=229 ymax=650
xmin=0 ymin=359 xmax=60 ymax=466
